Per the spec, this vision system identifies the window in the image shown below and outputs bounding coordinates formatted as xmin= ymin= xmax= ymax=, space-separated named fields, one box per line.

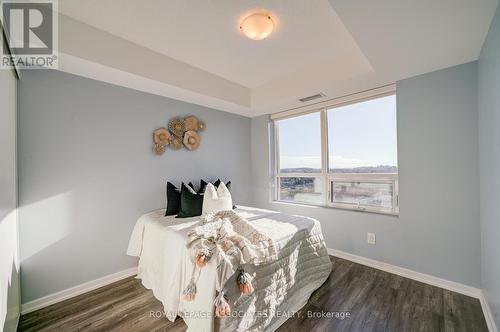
xmin=273 ymin=89 xmax=399 ymax=214
xmin=276 ymin=112 xmax=323 ymax=204
xmin=278 ymin=112 xmax=321 ymax=173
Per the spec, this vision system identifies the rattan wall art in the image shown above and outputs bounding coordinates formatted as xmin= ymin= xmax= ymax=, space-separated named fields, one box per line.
xmin=153 ymin=116 xmax=205 ymax=155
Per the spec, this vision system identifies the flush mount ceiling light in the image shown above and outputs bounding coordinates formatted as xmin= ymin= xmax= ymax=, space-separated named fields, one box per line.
xmin=239 ymin=13 xmax=275 ymax=40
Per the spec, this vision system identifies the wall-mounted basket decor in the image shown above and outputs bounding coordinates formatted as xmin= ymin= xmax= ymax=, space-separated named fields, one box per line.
xmin=152 ymin=116 xmax=205 ymax=155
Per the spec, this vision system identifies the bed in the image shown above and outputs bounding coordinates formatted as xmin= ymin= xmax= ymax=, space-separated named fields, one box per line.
xmin=127 ymin=206 xmax=332 ymax=332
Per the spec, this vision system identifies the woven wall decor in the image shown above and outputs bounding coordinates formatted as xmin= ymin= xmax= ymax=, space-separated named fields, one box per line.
xmin=168 ymin=117 xmax=186 ymax=137
xmin=183 ymin=130 xmax=200 ymax=151
xmin=152 ymin=116 xmax=206 ymax=155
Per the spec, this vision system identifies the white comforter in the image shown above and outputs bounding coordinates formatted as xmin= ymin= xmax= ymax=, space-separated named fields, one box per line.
xmin=127 ymin=206 xmax=332 ymax=332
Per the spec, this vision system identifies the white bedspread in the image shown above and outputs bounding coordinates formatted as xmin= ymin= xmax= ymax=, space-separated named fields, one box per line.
xmin=127 ymin=206 xmax=332 ymax=332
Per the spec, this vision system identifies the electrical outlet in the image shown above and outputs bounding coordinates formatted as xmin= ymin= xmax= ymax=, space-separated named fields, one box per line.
xmin=367 ymin=233 xmax=376 ymax=245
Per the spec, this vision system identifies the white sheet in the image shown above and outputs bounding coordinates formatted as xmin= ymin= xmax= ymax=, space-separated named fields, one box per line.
xmin=127 ymin=206 xmax=332 ymax=332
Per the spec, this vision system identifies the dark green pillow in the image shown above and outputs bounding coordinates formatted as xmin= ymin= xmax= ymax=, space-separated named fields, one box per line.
xmin=198 ymin=179 xmax=209 ymax=193
xmin=165 ymin=182 xmax=194 ymax=216
xmin=213 ymin=179 xmax=231 ymax=190
xmin=177 ymin=183 xmax=204 ymax=218
xmin=200 ymin=179 xmax=232 ymax=192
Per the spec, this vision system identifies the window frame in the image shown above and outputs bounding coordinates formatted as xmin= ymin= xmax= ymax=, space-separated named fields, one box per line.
xmin=327 ymin=173 xmax=399 ymax=215
xmin=274 ymin=109 xmax=328 ymax=206
xmin=276 ymin=174 xmax=325 ymax=205
xmin=272 ymin=86 xmax=399 ymax=215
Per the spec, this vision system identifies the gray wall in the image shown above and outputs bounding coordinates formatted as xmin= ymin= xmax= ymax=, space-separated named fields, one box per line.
xmin=15 ymin=51 xmax=492 ymax=310
xmin=0 ymin=67 xmax=20 ymax=330
xmin=17 ymin=70 xmax=252 ymax=303
xmin=478 ymin=4 xmax=500 ymax=326
xmin=251 ymin=62 xmax=481 ymax=287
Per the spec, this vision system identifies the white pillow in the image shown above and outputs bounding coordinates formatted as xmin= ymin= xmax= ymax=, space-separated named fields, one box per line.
xmin=202 ymin=182 xmax=233 ymax=214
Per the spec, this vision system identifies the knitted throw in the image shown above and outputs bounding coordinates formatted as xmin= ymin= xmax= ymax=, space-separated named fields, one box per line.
xmin=182 ymin=210 xmax=278 ymax=316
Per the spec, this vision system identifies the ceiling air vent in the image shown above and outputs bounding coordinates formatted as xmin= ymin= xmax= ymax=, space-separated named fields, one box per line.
xmin=298 ymin=93 xmax=325 ymax=103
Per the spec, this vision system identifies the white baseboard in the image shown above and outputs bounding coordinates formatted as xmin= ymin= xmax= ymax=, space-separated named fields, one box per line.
xmin=18 ymin=251 xmax=499 ymax=332
xmin=328 ymin=248 xmax=481 ymax=297
xmin=3 ymin=310 xmax=20 ymax=332
xmin=479 ymin=291 xmax=499 ymax=332
xmin=328 ymin=248 xmax=498 ymax=332
xmin=15 ymin=315 xmax=19 ymax=332
xmin=21 ymin=267 xmax=138 ymax=315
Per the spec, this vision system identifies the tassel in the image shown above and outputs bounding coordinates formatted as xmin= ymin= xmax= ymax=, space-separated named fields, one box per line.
xmin=237 ymin=269 xmax=254 ymax=295
xmin=182 ymin=280 xmax=197 ymax=301
xmin=195 ymin=248 xmax=213 ymax=268
xmin=214 ymin=291 xmax=231 ymax=317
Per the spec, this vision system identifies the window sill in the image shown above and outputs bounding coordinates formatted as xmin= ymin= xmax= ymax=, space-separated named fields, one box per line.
xmin=271 ymin=200 xmax=399 ymax=217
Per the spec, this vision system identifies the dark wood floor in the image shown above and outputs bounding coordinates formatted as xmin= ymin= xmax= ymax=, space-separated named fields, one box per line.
xmin=18 ymin=257 xmax=488 ymax=332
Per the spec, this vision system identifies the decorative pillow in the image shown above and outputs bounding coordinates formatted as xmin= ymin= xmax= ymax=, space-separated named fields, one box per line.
xmin=177 ymin=183 xmax=204 ymax=218
xmin=201 ymin=179 xmax=235 ymax=208
xmin=213 ymin=179 xmax=231 ymax=190
xmin=214 ymin=179 xmax=236 ymax=208
xmin=202 ymin=182 xmax=233 ymax=215
xmin=198 ymin=179 xmax=209 ymax=194
xmin=198 ymin=179 xmax=231 ymax=193
xmin=165 ymin=182 xmax=194 ymax=216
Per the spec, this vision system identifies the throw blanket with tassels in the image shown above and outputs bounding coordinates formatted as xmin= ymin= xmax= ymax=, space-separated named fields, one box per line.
xmin=181 ymin=210 xmax=278 ymax=317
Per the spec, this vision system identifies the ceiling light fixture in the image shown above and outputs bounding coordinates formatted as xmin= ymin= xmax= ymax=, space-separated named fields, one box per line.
xmin=239 ymin=13 xmax=275 ymax=41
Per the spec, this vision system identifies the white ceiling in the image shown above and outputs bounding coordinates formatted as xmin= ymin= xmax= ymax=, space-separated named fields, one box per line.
xmin=58 ymin=0 xmax=369 ymax=88
xmin=329 ymin=0 xmax=497 ymax=81
xmin=56 ymin=0 xmax=498 ymax=117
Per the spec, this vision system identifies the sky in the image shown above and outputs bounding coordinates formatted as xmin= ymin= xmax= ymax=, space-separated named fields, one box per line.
xmin=278 ymin=95 xmax=398 ymax=170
